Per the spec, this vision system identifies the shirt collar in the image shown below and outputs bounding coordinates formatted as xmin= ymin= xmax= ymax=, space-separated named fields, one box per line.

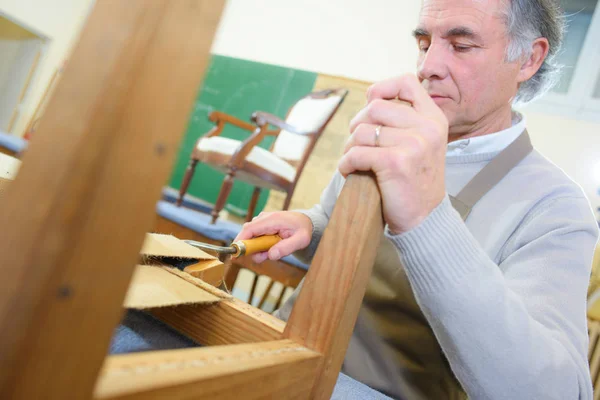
xmin=446 ymin=112 xmax=526 ymax=156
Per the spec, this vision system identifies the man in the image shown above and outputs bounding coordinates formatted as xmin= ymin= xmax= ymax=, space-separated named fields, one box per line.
xmin=237 ymin=0 xmax=599 ymax=398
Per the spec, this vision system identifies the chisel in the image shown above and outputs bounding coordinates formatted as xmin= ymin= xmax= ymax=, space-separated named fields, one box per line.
xmin=184 ymin=234 xmax=281 ymax=258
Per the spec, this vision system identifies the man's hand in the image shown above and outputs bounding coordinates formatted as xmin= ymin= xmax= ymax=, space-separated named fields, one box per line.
xmin=234 ymin=211 xmax=313 ymax=262
xmin=339 ymin=74 xmax=449 ymax=234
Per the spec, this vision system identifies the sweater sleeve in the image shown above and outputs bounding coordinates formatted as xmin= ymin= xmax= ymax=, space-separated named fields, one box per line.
xmin=291 ymin=172 xmax=346 ymax=263
xmin=272 ymin=172 xmax=345 ymax=321
xmin=386 ymin=194 xmax=598 ymax=400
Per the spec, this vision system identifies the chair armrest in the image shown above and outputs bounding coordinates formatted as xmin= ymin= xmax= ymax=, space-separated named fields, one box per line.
xmin=198 ymin=111 xmax=280 ymax=168
xmin=209 ymin=111 xmax=257 ymax=132
xmin=251 ymin=111 xmax=313 ymax=135
xmin=229 ymin=125 xmax=273 ymax=168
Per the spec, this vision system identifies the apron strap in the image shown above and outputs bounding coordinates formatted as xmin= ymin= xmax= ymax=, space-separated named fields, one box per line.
xmin=450 ymin=129 xmax=533 ymax=221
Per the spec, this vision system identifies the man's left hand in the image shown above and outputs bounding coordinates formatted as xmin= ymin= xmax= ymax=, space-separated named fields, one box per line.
xmin=339 ymin=74 xmax=449 ymax=234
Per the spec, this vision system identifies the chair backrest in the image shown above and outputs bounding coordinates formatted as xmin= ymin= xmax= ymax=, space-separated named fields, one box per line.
xmin=271 ymin=88 xmax=347 ymax=164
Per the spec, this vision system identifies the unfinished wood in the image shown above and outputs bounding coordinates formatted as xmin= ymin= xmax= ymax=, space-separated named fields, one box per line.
xmin=183 ymin=259 xmax=224 ymax=286
xmin=232 ymin=256 xmax=307 ymax=288
xmin=0 ymin=177 xmax=11 ymax=205
xmin=0 ymin=1 xmax=224 ymax=399
xmin=151 ymin=296 xmax=285 ymax=346
xmin=258 ymin=280 xmax=275 ymax=309
xmin=124 ymin=265 xmax=220 ymax=309
xmin=95 ymin=339 xmax=320 ymax=400
xmin=164 ymin=265 xmax=232 ymax=300
xmin=284 ymin=173 xmax=383 ymax=400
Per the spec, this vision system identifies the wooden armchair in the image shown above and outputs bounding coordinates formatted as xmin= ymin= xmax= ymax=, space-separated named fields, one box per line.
xmin=177 ymin=88 xmax=348 ymax=223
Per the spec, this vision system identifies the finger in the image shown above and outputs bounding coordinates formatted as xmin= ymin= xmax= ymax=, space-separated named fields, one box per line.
xmin=346 ymin=126 xmax=426 ymax=153
xmin=252 ymin=252 xmax=269 ymax=263
xmin=345 ymin=124 xmax=401 ymax=153
xmin=338 ymin=146 xmax=389 ymax=177
xmin=340 ymin=133 xmax=428 ymax=177
xmin=252 ymin=211 xmax=270 ymax=221
xmin=349 ymin=99 xmax=419 ymax=132
xmin=268 ymin=233 xmax=310 ymax=261
xmin=367 ymin=74 xmax=438 ymax=114
xmin=235 ymin=215 xmax=290 ymax=241
xmin=235 ymin=223 xmax=255 ymax=241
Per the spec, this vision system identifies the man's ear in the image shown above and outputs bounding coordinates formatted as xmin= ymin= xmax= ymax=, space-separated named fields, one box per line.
xmin=517 ymin=37 xmax=550 ymax=83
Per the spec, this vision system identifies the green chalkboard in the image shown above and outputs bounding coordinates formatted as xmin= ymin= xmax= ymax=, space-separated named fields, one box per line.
xmin=168 ymin=55 xmax=317 ymax=217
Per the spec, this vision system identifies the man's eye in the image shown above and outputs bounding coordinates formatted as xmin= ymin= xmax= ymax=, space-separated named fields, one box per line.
xmin=419 ymin=41 xmax=430 ymax=52
xmin=453 ymin=44 xmax=471 ymax=52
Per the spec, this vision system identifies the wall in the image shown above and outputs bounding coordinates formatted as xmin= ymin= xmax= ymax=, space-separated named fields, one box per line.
xmin=0 ymin=0 xmax=96 ymax=137
xmin=524 ymin=111 xmax=600 ymax=209
xmin=0 ymin=38 xmax=42 ymax=131
xmin=212 ymin=0 xmax=422 ymax=82
xmin=214 ymin=0 xmax=600 ymax=215
xmin=1 ymin=0 xmax=598 ymax=212
xmin=0 ymin=40 xmax=21 ymax=126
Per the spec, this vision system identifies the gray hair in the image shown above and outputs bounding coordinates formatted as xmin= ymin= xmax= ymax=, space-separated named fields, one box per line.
xmin=502 ymin=0 xmax=566 ymax=104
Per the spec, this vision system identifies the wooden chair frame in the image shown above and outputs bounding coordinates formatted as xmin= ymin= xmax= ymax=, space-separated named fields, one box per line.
xmin=0 ymin=2 xmax=382 ymax=399
xmin=177 ymin=85 xmax=348 ymax=224
xmin=0 ymin=147 xmax=19 ymax=158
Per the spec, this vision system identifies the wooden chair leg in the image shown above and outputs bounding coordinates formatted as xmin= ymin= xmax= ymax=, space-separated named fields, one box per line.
xmin=257 ymin=280 xmax=275 ymax=309
xmin=177 ymin=158 xmax=198 ymax=206
xmin=245 ymin=187 xmax=261 ymax=222
xmin=248 ymin=273 xmax=260 ymax=305
xmin=212 ymin=169 xmax=235 ymax=224
xmin=223 ymin=263 xmax=242 ymax=291
xmin=282 ymin=190 xmax=293 ymax=210
xmin=274 ymin=285 xmax=288 ymax=311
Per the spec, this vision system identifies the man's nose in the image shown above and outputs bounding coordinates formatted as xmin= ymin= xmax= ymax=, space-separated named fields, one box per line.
xmin=417 ymin=43 xmax=449 ymax=81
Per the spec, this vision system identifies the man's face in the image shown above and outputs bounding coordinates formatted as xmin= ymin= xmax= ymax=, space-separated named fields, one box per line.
xmin=415 ymin=0 xmax=521 ymax=135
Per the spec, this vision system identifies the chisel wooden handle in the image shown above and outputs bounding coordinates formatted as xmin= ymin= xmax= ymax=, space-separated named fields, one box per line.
xmin=232 ymin=235 xmax=282 ymax=257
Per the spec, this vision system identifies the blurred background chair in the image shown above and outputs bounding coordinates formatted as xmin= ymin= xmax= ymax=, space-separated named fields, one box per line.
xmin=586 ymin=244 xmax=600 ymax=397
xmin=177 ymin=88 xmax=348 ymax=223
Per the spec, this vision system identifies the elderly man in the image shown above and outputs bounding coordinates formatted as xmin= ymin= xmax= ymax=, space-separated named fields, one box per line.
xmin=237 ymin=0 xmax=599 ymax=398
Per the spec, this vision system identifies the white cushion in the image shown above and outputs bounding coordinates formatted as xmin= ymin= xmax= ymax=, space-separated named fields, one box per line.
xmin=272 ymin=95 xmax=342 ymax=161
xmin=286 ymin=95 xmax=342 ymax=132
xmin=197 ymin=136 xmax=296 ymax=184
xmin=272 ymin=131 xmax=310 ymax=161
xmin=0 ymin=153 xmax=21 ymax=180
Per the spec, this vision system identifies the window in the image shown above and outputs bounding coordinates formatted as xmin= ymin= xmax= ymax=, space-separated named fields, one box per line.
xmin=0 ymin=13 xmax=48 ymax=134
xmin=553 ymin=0 xmax=597 ymax=93
xmin=521 ymin=0 xmax=600 ymax=121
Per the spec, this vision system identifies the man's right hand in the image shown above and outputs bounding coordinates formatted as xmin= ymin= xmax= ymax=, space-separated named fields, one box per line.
xmin=234 ymin=211 xmax=313 ymax=263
